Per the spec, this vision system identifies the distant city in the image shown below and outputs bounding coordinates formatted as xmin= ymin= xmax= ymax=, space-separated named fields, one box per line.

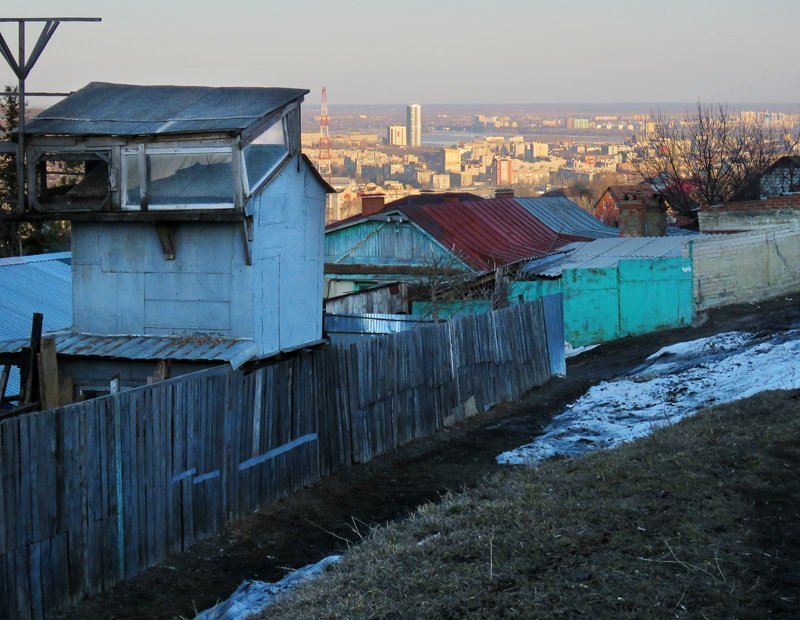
xmin=301 ymin=100 xmax=800 ymax=223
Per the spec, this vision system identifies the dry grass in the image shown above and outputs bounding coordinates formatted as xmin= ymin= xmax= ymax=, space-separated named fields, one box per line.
xmin=261 ymin=390 xmax=800 ymax=619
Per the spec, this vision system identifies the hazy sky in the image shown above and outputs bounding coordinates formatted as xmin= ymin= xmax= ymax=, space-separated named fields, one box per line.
xmin=2 ymin=0 xmax=799 ymax=106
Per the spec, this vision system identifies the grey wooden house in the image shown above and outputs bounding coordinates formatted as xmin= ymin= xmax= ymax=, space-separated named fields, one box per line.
xmin=0 ymin=82 xmax=332 ymax=398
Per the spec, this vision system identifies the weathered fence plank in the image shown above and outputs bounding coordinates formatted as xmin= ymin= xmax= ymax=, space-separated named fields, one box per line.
xmin=0 ymin=299 xmax=562 ymax=619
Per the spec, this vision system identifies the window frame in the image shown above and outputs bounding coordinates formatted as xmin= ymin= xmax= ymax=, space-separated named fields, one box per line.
xmin=121 ymin=145 xmax=238 ymax=211
xmin=28 ymin=148 xmax=112 ymax=213
xmin=240 ymin=112 xmax=293 ymax=197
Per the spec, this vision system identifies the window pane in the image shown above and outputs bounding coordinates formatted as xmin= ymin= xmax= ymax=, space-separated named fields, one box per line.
xmin=124 ymin=152 xmax=140 ymax=207
xmin=147 ymin=150 xmax=234 ymax=207
xmin=243 ymin=119 xmax=288 ymax=190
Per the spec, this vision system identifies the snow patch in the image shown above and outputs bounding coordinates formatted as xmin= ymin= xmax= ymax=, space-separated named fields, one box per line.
xmin=196 ymin=555 xmax=341 ymax=619
xmin=498 ymin=330 xmax=800 ymax=466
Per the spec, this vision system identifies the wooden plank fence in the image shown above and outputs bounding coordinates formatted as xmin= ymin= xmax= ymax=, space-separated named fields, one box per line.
xmin=0 ymin=299 xmax=560 ymax=619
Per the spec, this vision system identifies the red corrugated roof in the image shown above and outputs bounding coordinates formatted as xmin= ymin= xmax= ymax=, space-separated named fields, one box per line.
xmin=397 ymin=198 xmax=590 ymax=271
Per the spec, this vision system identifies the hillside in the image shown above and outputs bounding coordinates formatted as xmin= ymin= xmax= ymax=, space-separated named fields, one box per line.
xmin=265 ymin=389 xmax=800 ymax=619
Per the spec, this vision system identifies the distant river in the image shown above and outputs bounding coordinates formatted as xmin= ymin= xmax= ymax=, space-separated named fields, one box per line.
xmin=422 ymin=130 xmax=627 ymax=146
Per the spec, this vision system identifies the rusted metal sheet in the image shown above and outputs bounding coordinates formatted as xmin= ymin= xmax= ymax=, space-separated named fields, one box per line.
xmin=397 ymin=198 xmax=590 ymax=271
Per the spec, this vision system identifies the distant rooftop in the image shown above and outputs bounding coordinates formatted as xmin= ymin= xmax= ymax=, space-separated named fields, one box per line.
xmin=23 ymin=82 xmax=309 ymax=137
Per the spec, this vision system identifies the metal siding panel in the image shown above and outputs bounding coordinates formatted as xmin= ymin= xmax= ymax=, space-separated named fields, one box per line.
xmin=144 ymin=300 xmax=231 ymax=332
xmin=563 ymin=267 xmax=620 ymax=346
xmin=541 ymin=294 xmax=566 ymax=376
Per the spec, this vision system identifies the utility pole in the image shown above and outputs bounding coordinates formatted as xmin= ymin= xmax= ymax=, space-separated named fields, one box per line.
xmin=0 ymin=17 xmax=101 ymax=212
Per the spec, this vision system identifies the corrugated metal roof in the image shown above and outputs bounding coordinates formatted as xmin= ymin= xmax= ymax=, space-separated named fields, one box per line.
xmin=514 ymin=197 xmax=620 ymax=239
xmin=397 ymin=199 xmax=590 ymax=271
xmin=24 ymin=82 xmax=308 ymax=136
xmin=0 ymin=332 xmax=257 ymax=369
xmin=522 ymin=236 xmax=694 ymax=277
xmin=0 ymin=252 xmax=72 ymax=397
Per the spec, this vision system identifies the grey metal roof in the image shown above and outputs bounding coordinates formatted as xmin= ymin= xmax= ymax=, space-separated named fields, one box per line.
xmin=24 ymin=82 xmax=308 ymax=136
xmin=514 ymin=197 xmax=620 ymax=239
xmin=0 ymin=252 xmax=72 ymax=397
xmin=522 ymin=236 xmax=694 ymax=277
xmin=0 ymin=332 xmax=257 ymax=370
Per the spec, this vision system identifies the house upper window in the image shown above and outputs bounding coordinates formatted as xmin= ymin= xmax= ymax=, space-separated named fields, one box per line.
xmin=122 ymin=146 xmax=235 ymax=210
xmin=241 ymin=111 xmax=294 ymax=193
xmin=33 ymin=152 xmax=110 ymax=211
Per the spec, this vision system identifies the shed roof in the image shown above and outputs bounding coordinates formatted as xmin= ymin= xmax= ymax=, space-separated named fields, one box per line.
xmin=23 ymin=82 xmax=308 ymax=137
xmin=0 ymin=332 xmax=257 ymax=370
xmin=515 ymin=196 xmax=620 ymax=239
xmin=521 ymin=236 xmax=694 ymax=277
xmin=0 ymin=252 xmax=73 ymax=397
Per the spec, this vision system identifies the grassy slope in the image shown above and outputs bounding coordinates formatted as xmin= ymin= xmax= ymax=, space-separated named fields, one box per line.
xmin=264 ymin=390 xmax=800 ymax=619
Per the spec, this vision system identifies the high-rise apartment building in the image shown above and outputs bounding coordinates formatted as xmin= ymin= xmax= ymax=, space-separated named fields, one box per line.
xmin=493 ymin=157 xmax=514 ymax=186
xmin=407 ymin=104 xmax=422 ymax=147
xmin=442 ymin=147 xmax=461 ymax=173
xmin=387 ymin=125 xmax=407 ymax=146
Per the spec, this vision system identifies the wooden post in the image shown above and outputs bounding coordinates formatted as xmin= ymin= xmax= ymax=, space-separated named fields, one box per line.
xmin=110 ymin=376 xmax=126 ymax=578
xmin=0 ymin=364 xmax=9 ymax=402
xmin=38 ymin=337 xmax=59 ymax=410
xmin=23 ymin=312 xmax=43 ymax=404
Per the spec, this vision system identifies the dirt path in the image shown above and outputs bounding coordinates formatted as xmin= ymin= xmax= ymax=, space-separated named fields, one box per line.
xmin=51 ymin=295 xmax=800 ymax=619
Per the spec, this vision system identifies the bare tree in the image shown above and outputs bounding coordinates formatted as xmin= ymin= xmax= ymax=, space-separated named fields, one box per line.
xmin=633 ymin=103 xmax=799 ymax=220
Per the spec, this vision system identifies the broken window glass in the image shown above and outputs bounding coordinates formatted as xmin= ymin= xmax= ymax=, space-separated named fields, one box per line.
xmin=243 ymin=117 xmax=289 ymax=192
xmin=34 ymin=152 xmax=110 ymax=211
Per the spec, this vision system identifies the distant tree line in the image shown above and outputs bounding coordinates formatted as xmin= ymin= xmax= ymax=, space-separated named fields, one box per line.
xmin=0 ymin=85 xmax=70 ymax=257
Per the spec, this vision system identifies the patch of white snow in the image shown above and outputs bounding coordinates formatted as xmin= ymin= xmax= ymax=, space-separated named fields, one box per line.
xmin=195 ymin=555 xmax=341 ymax=619
xmin=498 ymin=329 xmax=800 ymax=466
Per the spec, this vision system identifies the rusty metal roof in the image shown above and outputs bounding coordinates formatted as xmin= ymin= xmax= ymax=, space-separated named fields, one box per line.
xmin=396 ymin=199 xmax=590 ymax=271
xmin=24 ymin=82 xmax=308 ymax=136
xmin=0 ymin=332 xmax=257 ymax=369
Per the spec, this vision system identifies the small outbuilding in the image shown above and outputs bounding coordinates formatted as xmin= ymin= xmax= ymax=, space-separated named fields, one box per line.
xmin=0 ymin=82 xmax=333 ymax=398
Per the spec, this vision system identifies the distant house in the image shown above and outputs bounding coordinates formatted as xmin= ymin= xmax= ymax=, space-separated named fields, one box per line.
xmin=592 ymin=184 xmax=653 ymax=227
xmin=0 ymin=82 xmax=333 ymax=397
xmin=760 ymin=155 xmax=800 ymax=198
xmin=324 ymin=196 xmax=617 ymax=296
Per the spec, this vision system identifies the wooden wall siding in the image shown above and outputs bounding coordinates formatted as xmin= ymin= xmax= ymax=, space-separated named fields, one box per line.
xmin=0 ymin=300 xmax=557 ymax=620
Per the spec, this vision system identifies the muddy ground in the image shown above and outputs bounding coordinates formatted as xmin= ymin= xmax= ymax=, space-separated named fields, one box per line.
xmin=51 ymin=295 xmax=800 ymax=619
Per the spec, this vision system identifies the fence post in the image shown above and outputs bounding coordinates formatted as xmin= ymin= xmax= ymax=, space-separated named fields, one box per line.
xmin=110 ymin=377 xmax=125 ymax=580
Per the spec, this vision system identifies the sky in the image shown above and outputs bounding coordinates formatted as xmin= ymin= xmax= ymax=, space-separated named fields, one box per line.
xmin=2 ymin=0 xmax=799 ymax=107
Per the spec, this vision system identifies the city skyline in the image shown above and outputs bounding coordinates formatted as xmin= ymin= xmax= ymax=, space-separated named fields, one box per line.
xmin=2 ymin=0 xmax=799 ymax=107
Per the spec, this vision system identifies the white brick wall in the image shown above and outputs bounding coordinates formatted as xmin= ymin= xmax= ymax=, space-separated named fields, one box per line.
xmin=691 ymin=224 xmax=800 ymax=310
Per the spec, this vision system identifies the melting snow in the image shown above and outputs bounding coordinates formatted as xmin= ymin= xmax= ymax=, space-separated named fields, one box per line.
xmin=195 ymin=555 xmax=341 ymax=619
xmin=498 ymin=329 xmax=800 ymax=466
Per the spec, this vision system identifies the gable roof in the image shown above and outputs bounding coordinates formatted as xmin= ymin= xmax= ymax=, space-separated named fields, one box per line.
xmin=24 ymin=82 xmax=308 ymax=137
xmin=515 ymin=196 xmax=619 ymax=239
xmin=395 ymin=199 xmax=590 ymax=271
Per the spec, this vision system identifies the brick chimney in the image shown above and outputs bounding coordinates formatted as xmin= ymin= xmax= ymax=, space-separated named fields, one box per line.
xmin=495 ymin=188 xmax=515 ymax=199
xmin=360 ymin=193 xmax=385 ymax=215
xmin=618 ymin=193 xmax=667 ymax=237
